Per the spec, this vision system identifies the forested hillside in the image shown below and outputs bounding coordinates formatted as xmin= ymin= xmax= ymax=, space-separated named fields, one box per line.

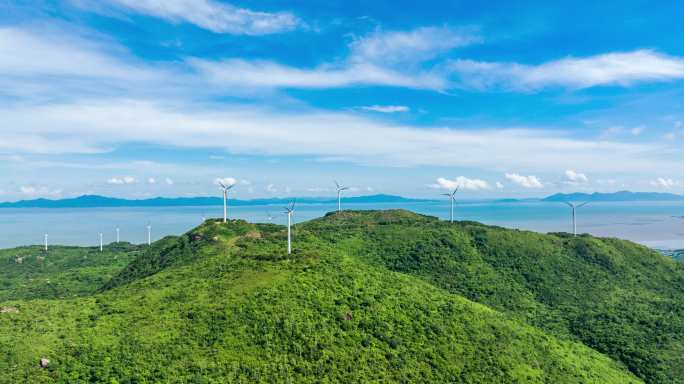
xmin=2 ymin=210 xmax=683 ymax=383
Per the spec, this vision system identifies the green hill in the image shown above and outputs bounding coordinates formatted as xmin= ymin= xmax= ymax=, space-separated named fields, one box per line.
xmin=0 ymin=243 xmax=141 ymax=302
xmin=3 ymin=210 xmax=683 ymax=383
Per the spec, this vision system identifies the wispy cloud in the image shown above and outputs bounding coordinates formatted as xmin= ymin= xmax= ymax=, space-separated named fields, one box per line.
xmin=430 ymin=176 xmax=491 ymax=191
xmin=450 ymin=50 xmax=684 ymax=91
xmin=650 ymin=177 xmax=681 ymax=188
xmin=190 ymin=26 xmax=477 ymax=90
xmin=189 ymin=58 xmax=446 ymax=90
xmin=349 ymin=26 xmax=480 ymax=66
xmin=360 ymin=105 xmax=410 ymax=113
xmin=20 ymin=186 xmax=62 ymax=197
xmin=91 ymin=0 xmax=299 ymax=35
xmin=2 ymin=99 xmax=680 ymax=174
xmin=107 ymin=176 xmax=136 ymax=184
xmin=505 ymin=173 xmax=544 ymax=188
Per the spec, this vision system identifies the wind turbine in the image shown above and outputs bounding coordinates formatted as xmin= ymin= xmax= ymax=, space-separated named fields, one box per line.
xmin=147 ymin=222 xmax=152 ymax=246
xmin=335 ymin=181 xmax=350 ymax=212
xmin=266 ymin=211 xmax=274 ymax=221
xmin=44 ymin=234 xmax=48 ymax=251
xmin=565 ymin=202 xmax=589 ymax=236
xmin=99 ymin=233 xmax=103 ymax=252
xmin=116 ymin=227 xmax=120 ymax=244
xmin=218 ymin=181 xmax=235 ymax=223
xmin=441 ymin=187 xmax=459 ymax=223
xmin=284 ymin=201 xmax=296 ymax=254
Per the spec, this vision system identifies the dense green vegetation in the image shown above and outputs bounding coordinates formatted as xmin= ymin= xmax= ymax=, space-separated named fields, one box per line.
xmin=0 ymin=243 xmax=141 ymax=301
xmin=303 ymin=211 xmax=684 ymax=383
xmin=2 ymin=210 xmax=682 ymax=383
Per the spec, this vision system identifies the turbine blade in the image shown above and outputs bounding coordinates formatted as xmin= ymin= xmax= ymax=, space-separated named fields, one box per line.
xmin=578 ymin=201 xmax=589 ymax=208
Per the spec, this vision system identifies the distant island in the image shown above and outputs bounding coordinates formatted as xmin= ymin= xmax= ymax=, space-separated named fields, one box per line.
xmin=2 ymin=190 xmax=684 ymax=208
xmin=0 ymin=194 xmax=433 ymax=208
xmin=543 ymin=190 xmax=684 ymax=202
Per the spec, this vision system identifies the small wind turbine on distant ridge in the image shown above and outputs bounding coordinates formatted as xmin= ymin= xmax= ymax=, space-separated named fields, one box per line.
xmin=218 ymin=181 xmax=235 ymax=223
xmin=442 ymin=186 xmax=459 ymax=223
xmin=147 ymin=222 xmax=152 ymax=246
xmin=44 ymin=234 xmax=48 ymax=251
xmin=565 ymin=202 xmax=589 ymax=236
xmin=335 ymin=181 xmax=349 ymax=212
xmin=116 ymin=227 xmax=120 ymax=244
xmin=284 ymin=200 xmax=296 ymax=254
xmin=99 ymin=233 xmax=103 ymax=252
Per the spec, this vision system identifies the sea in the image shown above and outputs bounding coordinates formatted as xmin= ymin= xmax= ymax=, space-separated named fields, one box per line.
xmin=1 ymin=200 xmax=684 ymax=250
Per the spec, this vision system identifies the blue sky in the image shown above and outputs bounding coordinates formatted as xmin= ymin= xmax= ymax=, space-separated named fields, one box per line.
xmin=2 ymin=0 xmax=684 ymax=200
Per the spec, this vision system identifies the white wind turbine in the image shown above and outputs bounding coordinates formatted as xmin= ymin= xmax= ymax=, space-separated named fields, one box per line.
xmin=147 ymin=222 xmax=152 ymax=246
xmin=442 ymin=186 xmax=459 ymax=223
xmin=565 ymin=202 xmax=589 ymax=236
xmin=335 ymin=181 xmax=350 ymax=212
xmin=44 ymin=233 xmax=48 ymax=251
xmin=218 ymin=180 xmax=235 ymax=223
xmin=99 ymin=233 xmax=103 ymax=252
xmin=116 ymin=227 xmax=120 ymax=244
xmin=284 ymin=201 xmax=296 ymax=254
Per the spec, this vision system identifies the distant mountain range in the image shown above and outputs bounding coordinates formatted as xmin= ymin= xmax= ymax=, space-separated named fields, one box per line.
xmin=0 ymin=194 xmax=433 ymax=208
xmin=543 ymin=191 xmax=684 ymax=202
xmin=2 ymin=190 xmax=683 ymax=208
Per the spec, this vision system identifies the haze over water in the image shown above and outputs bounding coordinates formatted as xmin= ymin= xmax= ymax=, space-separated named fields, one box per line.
xmin=1 ymin=201 xmax=683 ymax=250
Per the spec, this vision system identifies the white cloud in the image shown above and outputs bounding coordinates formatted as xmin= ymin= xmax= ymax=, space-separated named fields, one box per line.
xmin=349 ymin=27 xmax=479 ymax=66
xmin=450 ymin=50 xmax=684 ymax=90
xmin=20 ymin=186 xmax=62 ymax=197
xmin=430 ymin=176 xmax=491 ymax=191
xmin=189 ymin=26 xmax=477 ymax=91
xmin=189 ymin=59 xmax=446 ymax=90
xmin=165 ymin=177 xmax=174 ymax=185
xmin=505 ymin=173 xmax=544 ymax=188
xmin=265 ymin=183 xmax=277 ymax=193
xmin=650 ymin=177 xmax=680 ymax=188
xmin=147 ymin=177 xmax=156 ymax=184
xmin=0 ymin=27 xmax=158 ymax=82
xmin=496 ymin=181 xmax=504 ymax=189
xmin=3 ymin=99 xmax=681 ymax=174
xmin=97 ymin=0 xmax=299 ymax=35
xmin=215 ymin=177 xmax=236 ymax=186
xmin=564 ymin=170 xmax=589 ymax=184
xmin=107 ymin=176 xmax=136 ymax=184
xmin=360 ymin=105 xmax=410 ymax=113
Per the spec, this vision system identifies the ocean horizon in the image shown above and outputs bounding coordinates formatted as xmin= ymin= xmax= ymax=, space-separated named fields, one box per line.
xmin=2 ymin=200 xmax=683 ymax=250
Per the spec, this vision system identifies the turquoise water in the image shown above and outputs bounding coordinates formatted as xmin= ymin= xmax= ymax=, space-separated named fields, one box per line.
xmin=1 ymin=200 xmax=684 ymax=249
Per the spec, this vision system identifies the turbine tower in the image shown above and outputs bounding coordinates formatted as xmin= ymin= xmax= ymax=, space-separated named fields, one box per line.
xmin=441 ymin=187 xmax=459 ymax=223
xmin=218 ymin=181 xmax=235 ymax=223
xmin=116 ymin=227 xmax=120 ymax=244
xmin=147 ymin=223 xmax=152 ymax=246
xmin=99 ymin=233 xmax=103 ymax=252
xmin=335 ymin=181 xmax=350 ymax=212
xmin=44 ymin=234 xmax=48 ymax=251
xmin=565 ymin=202 xmax=589 ymax=236
xmin=284 ymin=201 xmax=296 ymax=254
